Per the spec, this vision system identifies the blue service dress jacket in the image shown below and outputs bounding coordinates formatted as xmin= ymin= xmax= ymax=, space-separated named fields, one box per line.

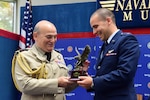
xmin=91 ymin=30 xmax=140 ymax=100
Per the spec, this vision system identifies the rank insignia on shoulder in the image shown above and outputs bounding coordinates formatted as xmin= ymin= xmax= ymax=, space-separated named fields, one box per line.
xmin=15 ymin=48 xmax=29 ymax=55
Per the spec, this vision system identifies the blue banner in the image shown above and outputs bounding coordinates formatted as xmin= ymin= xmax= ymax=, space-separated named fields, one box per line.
xmin=97 ymin=0 xmax=150 ymax=28
xmin=55 ymin=35 xmax=150 ymax=100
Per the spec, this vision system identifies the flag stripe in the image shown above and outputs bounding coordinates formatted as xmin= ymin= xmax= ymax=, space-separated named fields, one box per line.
xmin=19 ymin=35 xmax=26 ymax=44
xmin=19 ymin=0 xmax=33 ymax=49
xmin=57 ymin=28 xmax=150 ymax=39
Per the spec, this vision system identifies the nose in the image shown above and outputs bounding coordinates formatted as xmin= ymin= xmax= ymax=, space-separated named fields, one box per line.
xmin=93 ymin=29 xmax=97 ymax=35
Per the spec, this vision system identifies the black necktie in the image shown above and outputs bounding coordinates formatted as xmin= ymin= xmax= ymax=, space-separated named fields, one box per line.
xmin=103 ymin=41 xmax=108 ymax=51
xmin=100 ymin=41 xmax=108 ymax=59
xmin=45 ymin=52 xmax=51 ymax=61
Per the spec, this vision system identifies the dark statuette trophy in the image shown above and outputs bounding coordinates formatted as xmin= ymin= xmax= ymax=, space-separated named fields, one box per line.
xmin=70 ymin=45 xmax=91 ymax=81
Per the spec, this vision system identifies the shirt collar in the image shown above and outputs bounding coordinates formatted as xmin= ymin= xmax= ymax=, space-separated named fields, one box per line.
xmin=107 ymin=29 xmax=120 ymax=44
xmin=34 ymin=44 xmax=45 ymax=56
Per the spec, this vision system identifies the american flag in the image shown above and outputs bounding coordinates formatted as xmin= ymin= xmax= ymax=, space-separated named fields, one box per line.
xmin=19 ymin=0 xmax=33 ymax=49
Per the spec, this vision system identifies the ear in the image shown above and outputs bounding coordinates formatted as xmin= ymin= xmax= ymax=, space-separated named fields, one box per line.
xmin=33 ymin=32 xmax=38 ymax=40
xmin=106 ymin=17 xmax=112 ymax=24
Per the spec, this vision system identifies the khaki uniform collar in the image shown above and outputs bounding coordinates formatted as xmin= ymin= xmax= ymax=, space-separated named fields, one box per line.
xmin=31 ymin=44 xmax=59 ymax=62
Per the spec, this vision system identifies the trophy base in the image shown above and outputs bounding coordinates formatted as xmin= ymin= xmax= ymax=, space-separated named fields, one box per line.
xmin=69 ymin=78 xmax=80 ymax=81
xmin=69 ymin=70 xmax=86 ymax=81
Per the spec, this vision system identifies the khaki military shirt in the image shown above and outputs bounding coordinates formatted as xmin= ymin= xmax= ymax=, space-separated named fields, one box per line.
xmin=13 ymin=44 xmax=77 ymax=100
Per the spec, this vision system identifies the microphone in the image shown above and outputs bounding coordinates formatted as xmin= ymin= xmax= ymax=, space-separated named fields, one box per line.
xmin=74 ymin=45 xmax=91 ymax=68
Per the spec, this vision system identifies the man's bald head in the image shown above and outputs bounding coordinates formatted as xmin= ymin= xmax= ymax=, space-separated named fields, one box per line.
xmin=33 ymin=20 xmax=57 ymax=34
xmin=33 ymin=20 xmax=57 ymax=52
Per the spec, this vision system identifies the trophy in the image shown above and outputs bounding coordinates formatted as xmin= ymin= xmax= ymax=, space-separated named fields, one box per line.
xmin=70 ymin=45 xmax=91 ymax=81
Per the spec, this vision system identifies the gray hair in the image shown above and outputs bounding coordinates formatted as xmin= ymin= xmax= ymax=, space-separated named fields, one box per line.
xmin=33 ymin=24 xmax=39 ymax=33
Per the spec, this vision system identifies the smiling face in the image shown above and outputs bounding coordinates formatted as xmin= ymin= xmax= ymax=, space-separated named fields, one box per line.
xmin=90 ymin=13 xmax=111 ymax=41
xmin=33 ymin=21 xmax=57 ymax=52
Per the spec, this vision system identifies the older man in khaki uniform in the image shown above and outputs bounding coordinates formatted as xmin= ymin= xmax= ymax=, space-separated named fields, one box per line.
xmin=12 ymin=20 xmax=78 ymax=100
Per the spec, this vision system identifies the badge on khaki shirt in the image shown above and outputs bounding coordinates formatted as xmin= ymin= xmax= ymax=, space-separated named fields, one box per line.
xmin=57 ymin=55 xmax=61 ymax=60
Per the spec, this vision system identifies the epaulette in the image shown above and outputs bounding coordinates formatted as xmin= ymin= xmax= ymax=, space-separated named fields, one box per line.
xmin=19 ymin=48 xmax=29 ymax=52
xmin=15 ymin=48 xmax=29 ymax=55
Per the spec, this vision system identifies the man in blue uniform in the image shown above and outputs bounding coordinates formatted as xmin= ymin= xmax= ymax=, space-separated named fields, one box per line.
xmin=77 ymin=8 xmax=140 ymax=100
